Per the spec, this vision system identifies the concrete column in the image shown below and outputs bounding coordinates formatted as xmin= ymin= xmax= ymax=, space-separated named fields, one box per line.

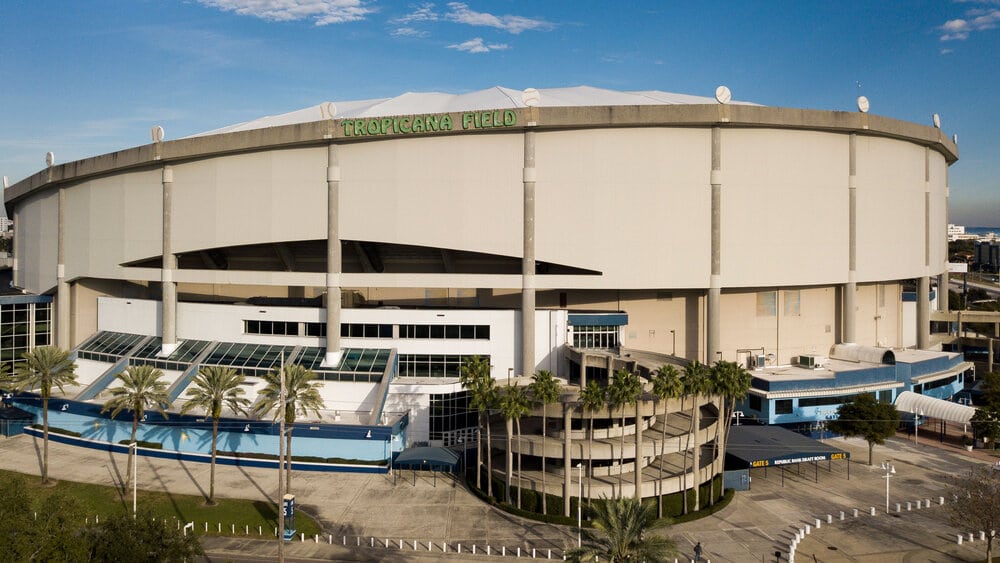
xmin=326 ymin=144 xmax=343 ymax=366
xmin=161 ymin=166 xmax=178 ymax=355
xmin=563 ymin=402 xmax=572 ymax=517
xmin=56 ymin=187 xmax=70 ymax=349
xmin=522 ymin=130 xmax=536 ymax=377
xmin=579 ymin=354 xmax=587 ymax=388
xmin=940 ymin=169 xmax=950 ymax=312
xmin=917 ymin=276 xmax=930 ymax=349
xmin=707 ymin=127 xmax=722 ymax=362
xmin=634 ymin=399 xmax=642 ymax=500
xmin=844 ymin=134 xmax=858 ymax=344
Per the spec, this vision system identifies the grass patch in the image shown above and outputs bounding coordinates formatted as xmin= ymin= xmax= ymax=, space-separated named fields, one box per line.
xmin=0 ymin=468 xmax=321 ymax=537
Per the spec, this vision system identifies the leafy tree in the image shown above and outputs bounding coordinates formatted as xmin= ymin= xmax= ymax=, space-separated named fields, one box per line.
xmin=498 ymin=384 xmax=530 ymax=508
xmin=651 ymin=364 xmax=683 ymax=517
xmin=578 ymin=380 xmax=606 ymax=506
xmin=608 ymin=369 xmax=642 ymax=499
xmin=102 ymin=364 xmax=172 ymax=491
xmin=827 ymin=393 xmax=899 ymax=465
xmin=254 ymin=363 xmax=325 ymax=494
xmin=530 ymin=369 xmax=561 ymax=514
xmin=9 ymin=346 xmax=77 ymax=484
xmin=0 ymin=475 xmax=88 ymax=561
xmin=971 ymin=408 xmax=1000 ymax=447
xmin=83 ymin=507 xmax=204 ymax=562
xmin=681 ymin=361 xmax=712 ymax=512
xmin=566 ymin=495 xmax=678 ymax=563
xmin=180 ymin=365 xmax=251 ymax=504
xmin=947 ymin=464 xmax=1000 ymax=563
xmin=460 ymin=356 xmax=497 ymax=496
xmin=982 ymin=371 xmax=1000 ymax=409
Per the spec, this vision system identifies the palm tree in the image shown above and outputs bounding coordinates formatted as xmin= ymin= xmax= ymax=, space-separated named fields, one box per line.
xmin=254 ymin=363 xmax=325 ymax=494
xmin=681 ymin=361 xmax=712 ymax=513
xmin=101 ymin=364 xmax=171 ymax=491
xmin=707 ymin=360 xmax=751 ymax=506
xmin=566 ymin=495 xmax=678 ymax=563
xmin=578 ymin=380 xmax=606 ymax=507
xmin=459 ymin=356 xmax=497 ymax=496
xmin=607 ymin=369 xmax=641 ymax=499
xmin=9 ymin=346 xmax=77 ymax=484
xmin=529 ymin=369 xmax=560 ymax=515
xmin=179 ymin=365 xmax=251 ymax=504
xmin=651 ymin=364 xmax=683 ymax=517
xmin=498 ymin=384 xmax=530 ymax=508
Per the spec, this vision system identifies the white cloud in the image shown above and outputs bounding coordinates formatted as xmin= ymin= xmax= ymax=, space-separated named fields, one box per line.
xmin=197 ymin=0 xmax=374 ymax=25
xmin=392 ymin=27 xmax=429 ymax=38
xmin=445 ymin=2 xmax=550 ymax=34
xmin=938 ymin=7 xmax=1000 ymax=40
xmin=391 ymin=3 xmax=438 ymax=24
xmin=447 ymin=37 xmax=509 ymax=53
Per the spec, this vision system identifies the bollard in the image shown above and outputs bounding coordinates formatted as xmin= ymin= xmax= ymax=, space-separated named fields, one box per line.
xmin=896 ymin=503 xmax=901 ymax=512
xmin=357 ymin=537 xmax=360 ymax=547
xmin=805 ymin=524 xmax=811 ymax=534
xmin=343 ymin=536 xmax=346 ymax=545
xmin=533 ymin=548 xmax=536 ymax=557
xmin=399 ymin=539 xmax=403 ymax=549
xmin=218 ymin=523 xmax=221 ymax=533
xmin=487 ymin=545 xmax=491 ymax=555
xmin=473 ymin=545 xmax=476 ymax=554
xmin=231 ymin=524 xmax=235 ymax=534
xmin=385 ymin=538 xmax=388 ymax=548
xmin=853 ymin=509 xmax=858 ymax=517
xmin=259 ymin=525 xmax=262 ymax=535
xmin=958 ymin=534 xmax=963 ymax=545
xmin=371 ymin=537 xmax=374 ymax=547
xmin=429 ymin=542 xmax=432 ymax=552
xmin=940 ymin=496 xmax=945 ymax=505
xmin=245 ymin=525 xmax=249 ymax=535
xmin=549 ymin=549 xmax=552 ymax=559
xmin=968 ymin=533 xmax=974 ymax=542
xmin=300 ymin=533 xmax=304 ymax=542
xmin=329 ymin=535 xmax=332 ymax=544
xmin=815 ymin=518 xmax=821 ymax=529
xmin=916 ymin=500 xmax=922 ymax=509
xmin=839 ymin=511 xmax=845 ymax=521
xmin=413 ymin=540 xmax=417 ymax=550
xmin=314 ymin=535 xmax=318 ymax=544
xmin=870 ymin=507 xmax=876 ymax=516
xmin=502 ymin=546 xmax=506 ymax=556
xmin=444 ymin=542 xmax=448 ymax=553
xmin=518 ymin=547 xmax=521 ymax=557
xmin=458 ymin=544 xmax=462 ymax=553
xmin=925 ymin=498 xmax=931 ymax=508
xmin=907 ymin=502 xmax=912 ymax=511
xmin=981 ymin=531 xmax=987 ymax=541
xmin=827 ymin=514 xmax=833 ymax=524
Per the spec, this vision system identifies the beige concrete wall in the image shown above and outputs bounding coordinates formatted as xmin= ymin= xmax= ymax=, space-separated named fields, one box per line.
xmin=339 ymin=134 xmax=523 ymax=258
xmin=928 ymin=151 xmax=948 ymax=271
xmin=855 ymin=137 xmax=927 ymax=281
xmin=853 ymin=282 xmax=902 ymax=347
xmin=722 ymin=129 xmax=848 ymax=287
xmin=172 ymin=147 xmax=327 ymax=255
xmin=535 ymin=128 xmax=711 ymax=288
xmin=63 ymin=169 xmax=162 ymax=280
xmin=15 ymin=188 xmax=58 ymax=293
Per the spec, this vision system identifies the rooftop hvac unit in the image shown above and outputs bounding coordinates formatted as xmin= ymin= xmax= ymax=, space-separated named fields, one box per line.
xmin=798 ymin=354 xmax=824 ymax=368
xmin=747 ymin=354 xmax=767 ymax=370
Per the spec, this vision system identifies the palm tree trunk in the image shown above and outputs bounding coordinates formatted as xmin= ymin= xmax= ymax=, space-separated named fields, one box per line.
xmin=42 ymin=395 xmax=50 ymax=484
xmin=693 ymin=396 xmax=701 ymax=511
xmin=285 ymin=423 xmax=293 ymax=493
xmin=540 ymin=406 xmax=547 ymax=515
xmin=210 ymin=417 xmax=219 ymax=504
xmin=476 ymin=411 xmax=483 ymax=490
xmin=658 ymin=400 xmax=666 ymax=518
xmin=710 ymin=395 xmax=721 ymax=506
xmin=619 ymin=410 xmax=625 ymax=498
xmin=635 ymin=400 xmax=642 ymax=501
xmin=486 ymin=414 xmax=493 ymax=498
xmin=587 ymin=412 xmax=594 ymax=507
xmin=682 ymin=396 xmax=691 ymax=515
xmin=128 ymin=416 xmax=138 ymax=491
xmin=516 ymin=417 xmax=522 ymax=510
xmin=505 ymin=418 xmax=513 ymax=504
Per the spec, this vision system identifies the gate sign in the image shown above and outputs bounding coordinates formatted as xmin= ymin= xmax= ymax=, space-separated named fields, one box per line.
xmin=282 ymin=494 xmax=296 ymax=540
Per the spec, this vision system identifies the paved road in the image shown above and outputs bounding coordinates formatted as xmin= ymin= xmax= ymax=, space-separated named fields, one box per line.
xmin=0 ymin=433 xmax=997 ymax=562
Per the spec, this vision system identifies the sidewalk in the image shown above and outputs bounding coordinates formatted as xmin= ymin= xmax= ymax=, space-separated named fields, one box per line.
xmin=0 ymin=432 xmax=996 ymax=562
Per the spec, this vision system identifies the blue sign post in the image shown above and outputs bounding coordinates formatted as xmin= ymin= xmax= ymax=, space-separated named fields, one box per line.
xmin=282 ymin=494 xmax=295 ymax=540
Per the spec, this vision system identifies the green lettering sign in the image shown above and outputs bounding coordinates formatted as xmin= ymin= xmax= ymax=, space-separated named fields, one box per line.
xmin=341 ymin=110 xmax=516 ymax=137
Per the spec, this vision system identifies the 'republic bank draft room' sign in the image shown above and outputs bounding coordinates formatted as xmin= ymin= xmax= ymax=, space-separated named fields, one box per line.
xmin=750 ymin=451 xmax=848 ymax=468
xmin=340 ymin=109 xmax=518 ymax=138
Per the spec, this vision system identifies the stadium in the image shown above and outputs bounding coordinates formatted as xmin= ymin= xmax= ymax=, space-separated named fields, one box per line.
xmin=3 ymin=85 xmax=965 ymax=515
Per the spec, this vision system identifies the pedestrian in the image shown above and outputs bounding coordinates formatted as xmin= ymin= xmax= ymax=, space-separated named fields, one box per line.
xmin=694 ymin=541 xmax=703 ymax=561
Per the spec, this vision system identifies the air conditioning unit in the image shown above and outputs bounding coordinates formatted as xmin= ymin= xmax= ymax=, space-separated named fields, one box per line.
xmin=798 ymin=354 xmax=824 ymax=368
xmin=747 ymin=354 xmax=767 ymax=370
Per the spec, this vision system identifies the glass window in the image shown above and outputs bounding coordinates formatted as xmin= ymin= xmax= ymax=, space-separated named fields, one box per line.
xmin=757 ymin=292 xmax=777 ymax=317
xmin=774 ymin=399 xmax=793 ymax=414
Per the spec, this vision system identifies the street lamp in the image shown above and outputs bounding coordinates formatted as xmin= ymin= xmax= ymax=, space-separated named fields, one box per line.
xmin=732 ymin=410 xmax=744 ymax=427
xmin=128 ymin=442 xmax=138 ymax=518
xmin=576 ymin=462 xmax=584 ymax=548
xmin=881 ymin=461 xmax=895 ymax=513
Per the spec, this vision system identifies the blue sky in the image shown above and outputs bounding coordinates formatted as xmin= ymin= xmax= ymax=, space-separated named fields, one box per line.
xmin=1 ymin=1 xmax=998 ymax=225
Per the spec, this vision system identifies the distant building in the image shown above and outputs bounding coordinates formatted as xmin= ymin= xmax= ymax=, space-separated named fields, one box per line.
xmin=976 ymin=240 xmax=1000 ymax=273
xmin=948 ymin=223 xmax=966 ymax=241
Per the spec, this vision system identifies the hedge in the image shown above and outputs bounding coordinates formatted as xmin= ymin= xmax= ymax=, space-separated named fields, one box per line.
xmin=31 ymin=424 xmax=80 ymax=438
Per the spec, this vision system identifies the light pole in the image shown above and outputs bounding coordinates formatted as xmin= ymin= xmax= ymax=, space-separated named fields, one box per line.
xmin=881 ymin=461 xmax=895 ymax=513
xmin=576 ymin=462 xmax=583 ymax=548
xmin=670 ymin=330 xmax=676 ymax=356
xmin=913 ymin=409 xmax=924 ymax=445
xmin=128 ymin=442 xmax=138 ymax=518
xmin=732 ymin=410 xmax=744 ymax=427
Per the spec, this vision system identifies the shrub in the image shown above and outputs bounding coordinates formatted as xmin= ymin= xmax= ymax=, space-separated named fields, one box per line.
xmin=31 ymin=424 xmax=80 ymax=438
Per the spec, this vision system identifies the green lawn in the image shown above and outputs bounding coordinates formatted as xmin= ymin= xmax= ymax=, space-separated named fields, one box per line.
xmin=0 ymin=469 xmax=321 ymax=537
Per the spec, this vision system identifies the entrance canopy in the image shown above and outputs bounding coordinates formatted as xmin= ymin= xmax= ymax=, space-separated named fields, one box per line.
xmin=393 ymin=446 xmax=461 ymax=471
xmin=894 ymin=391 xmax=976 ymax=424
xmin=727 ymin=425 xmax=850 ymax=469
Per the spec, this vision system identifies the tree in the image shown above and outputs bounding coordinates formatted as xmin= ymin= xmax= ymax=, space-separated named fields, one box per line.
xmin=102 ymin=364 xmax=171 ymax=491
xmin=565 ymin=495 xmax=678 ymax=563
xmin=982 ymin=370 xmax=1000 ymax=409
xmin=608 ymin=369 xmax=642 ymax=499
xmin=9 ymin=346 xmax=77 ymax=484
xmin=254 ymin=363 xmax=325 ymax=493
xmin=579 ymin=380 xmax=606 ymax=506
xmin=530 ymin=369 xmax=561 ymax=514
xmin=971 ymin=408 xmax=1000 ymax=446
xmin=947 ymin=464 xmax=1000 ymax=563
xmin=827 ymin=393 xmax=899 ymax=465
xmin=180 ymin=365 xmax=251 ymax=504
xmin=682 ymin=361 xmax=712 ymax=512
xmin=460 ymin=356 xmax=497 ymax=496
xmin=707 ymin=360 xmax=752 ymax=506
xmin=83 ymin=507 xmax=204 ymax=562
xmin=498 ymin=384 xmax=530 ymax=508
xmin=651 ymin=364 xmax=683 ymax=517
xmin=0 ymin=475 xmax=88 ymax=561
